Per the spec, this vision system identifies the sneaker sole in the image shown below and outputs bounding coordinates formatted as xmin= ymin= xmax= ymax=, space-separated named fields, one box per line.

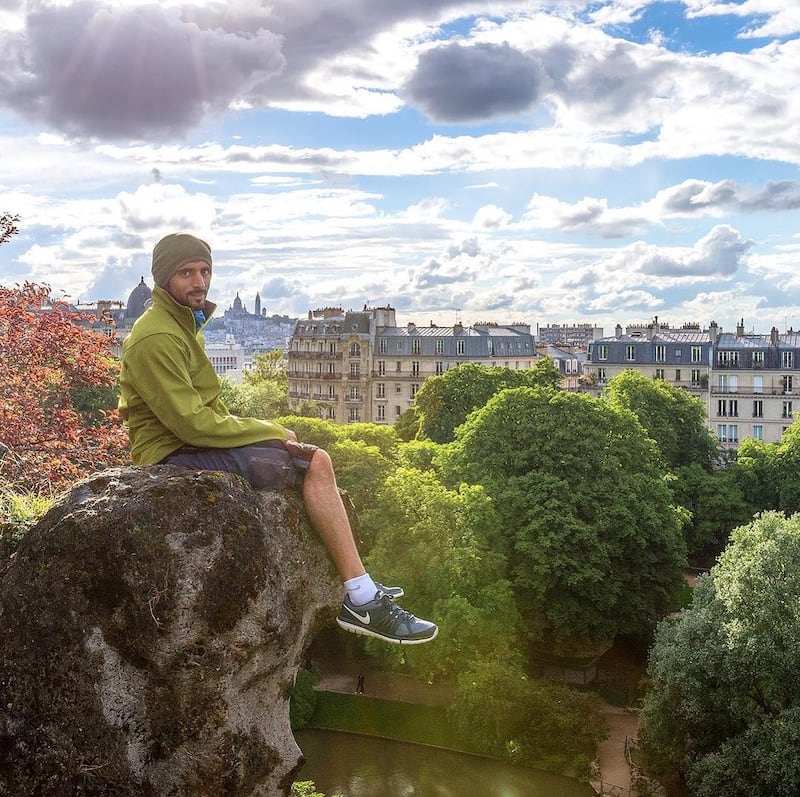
xmin=336 ymin=618 xmax=438 ymax=645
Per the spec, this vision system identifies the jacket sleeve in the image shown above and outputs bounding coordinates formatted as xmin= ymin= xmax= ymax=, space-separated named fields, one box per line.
xmin=124 ymin=330 xmax=289 ymax=448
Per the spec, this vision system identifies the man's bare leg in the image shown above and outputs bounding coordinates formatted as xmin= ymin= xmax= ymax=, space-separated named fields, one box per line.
xmin=300 ymin=448 xmax=365 ymax=582
xmin=301 ymin=448 xmax=438 ymax=645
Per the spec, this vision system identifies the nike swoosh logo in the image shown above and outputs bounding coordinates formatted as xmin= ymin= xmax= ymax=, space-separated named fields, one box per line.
xmin=344 ymin=605 xmax=370 ymax=624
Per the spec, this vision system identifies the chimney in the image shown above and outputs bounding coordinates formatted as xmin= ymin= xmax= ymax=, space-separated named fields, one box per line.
xmin=615 ymin=324 xmax=622 ymax=338
xmin=709 ymin=321 xmax=719 ymax=345
xmin=736 ymin=318 xmax=745 ymax=337
xmin=771 ymin=326 xmax=779 ymax=346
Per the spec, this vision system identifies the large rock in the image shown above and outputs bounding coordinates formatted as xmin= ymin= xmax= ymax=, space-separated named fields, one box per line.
xmin=0 ymin=466 xmax=341 ymax=796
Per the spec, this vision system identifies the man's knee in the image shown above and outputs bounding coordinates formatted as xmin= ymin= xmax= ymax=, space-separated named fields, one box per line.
xmin=306 ymin=447 xmax=334 ymax=478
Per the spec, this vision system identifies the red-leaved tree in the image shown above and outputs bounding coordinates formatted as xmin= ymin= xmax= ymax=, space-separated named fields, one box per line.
xmin=0 ymin=282 xmax=129 ymax=492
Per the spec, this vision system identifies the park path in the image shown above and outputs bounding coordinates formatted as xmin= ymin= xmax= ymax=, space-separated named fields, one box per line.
xmin=312 ymin=659 xmax=638 ymax=795
xmin=592 ymin=704 xmax=639 ymax=796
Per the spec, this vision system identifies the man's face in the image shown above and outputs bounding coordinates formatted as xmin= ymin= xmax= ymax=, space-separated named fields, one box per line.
xmin=166 ymin=260 xmax=212 ymax=310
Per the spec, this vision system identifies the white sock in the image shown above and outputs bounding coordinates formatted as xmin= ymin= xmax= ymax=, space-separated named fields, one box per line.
xmin=344 ymin=573 xmax=379 ymax=607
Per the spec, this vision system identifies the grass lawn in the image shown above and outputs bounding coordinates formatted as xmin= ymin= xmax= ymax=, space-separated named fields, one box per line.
xmin=309 ymin=691 xmax=466 ymax=751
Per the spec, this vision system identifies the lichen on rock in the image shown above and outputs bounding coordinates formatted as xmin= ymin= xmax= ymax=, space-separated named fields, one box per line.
xmin=0 ymin=466 xmax=340 ymax=796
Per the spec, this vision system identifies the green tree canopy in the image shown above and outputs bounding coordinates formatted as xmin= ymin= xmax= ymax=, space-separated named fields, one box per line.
xmin=670 ymin=463 xmax=752 ymax=562
xmin=437 ymin=387 xmax=686 ymax=650
xmin=361 ymin=467 xmax=513 ymax=679
xmin=450 ymin=656 xmax=605 ymax=775
xmin=604 ymin=369 xmax=718 ymax=470
xmin=414 ymin=359 xmax=563 ymax=443
xmin=640 ymin=511 xmax=800 ymax=797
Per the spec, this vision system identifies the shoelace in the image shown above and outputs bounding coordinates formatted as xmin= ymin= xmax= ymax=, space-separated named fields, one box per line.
xmin=378 ymin=593 xmax=418 ymax=626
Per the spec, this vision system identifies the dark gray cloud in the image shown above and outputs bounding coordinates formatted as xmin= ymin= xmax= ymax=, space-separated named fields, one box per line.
xmin=404 ymin=42 xmax=547 ymax=123
xmin=0 ymin=0 xmax=473 ymax=141
xmin=0 ymin=2 xmax=285 ymax=140
xmin=545 ymin=39 xmax=678 ymax=122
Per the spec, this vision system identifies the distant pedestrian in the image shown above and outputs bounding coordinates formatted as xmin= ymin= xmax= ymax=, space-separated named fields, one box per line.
xmin=356 ymin=673 xmax=365 ymax=695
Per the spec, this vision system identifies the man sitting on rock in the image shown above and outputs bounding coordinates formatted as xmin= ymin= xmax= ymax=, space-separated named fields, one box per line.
xmin=118 ymin=232 xmax=437 ymax=645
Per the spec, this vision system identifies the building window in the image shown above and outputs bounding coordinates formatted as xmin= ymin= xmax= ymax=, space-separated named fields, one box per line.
xmin=410 ymin=383 xmax=420 ymax=399
xmin=349 ymin=342 xmax=360 ymax=358
xmin=376 ymin=405 xmax=385 ymax=422
xmin=596 ymin=344 xmax=608 ymax=361
xmin=783 ymin=375 xmax=793 ymax=394
xmin=718 ymin=374 xmax=738 ymax=393
xmin=435 ymin=361 xmax=444 ymax=375
xmin=752 ymin=424 xmax=763 ymax=440
xmin=327 ymin=407 xmax=336 ymax=420
xmin=654 ymin=345 xmax=666 ymax=362
xmin=348 ymin=408 xmax=360 ymax=423
xmin=728 ymin=400 xmax=738 ymax=417
xmin=395 ymin=405 xmax=402 ymax=417
xmin=717 ymin=350 xmax=740 ymax=367
xmin=716 ymin=424 xmax=738 ymax=443
xmin=377 ymin=382 xmax=385 ymax=398
xmin=378 ymin=360 xmax=386 ymax=376
xmin=436 ymin=339 xmax=444 ymax=354
xmin=718 ymin=400 xmax=727 ymax=417
xmin=783 ymin=401 xmax=793 ymax=419
xmin=626 ymin=345 xmax=636 ymax=361
xmin=675 ymin=369 xmax=681 ymax=383
xmin=691 ymin=346 xmax=702 ymax=363
xmin=783 ymin=351 xmax=794 ymax=369
xmin=753 ymin=375 xmax=763 ymax=394
xmin=457 ymin=340 xmax=465 ymax=355
xmin=691 ymin=369 xmax=701 ymax=387
xmin=753 ymin=400 xmax=763 ymax=418
xmin=379 ymin=339 xmax=387 ymax=353
xmin=396 ymin=361 xmax=402 ymax=372
xmin=412 ymin=339 xmax=420 ymax=354
xmin=655 ymin=369 xmax=665 ymax=380
xmin=328 ymin=385 xmax=335 ymax=399
xmin=350 ymin=363 xmax=360 ymax=378
xmin=752 ymin=350 xmax=764 ymax=367
xmin=395 ymin=383 xmax=401 ymax=393
xmin=412 ymin=361 xmax=420 ymax=377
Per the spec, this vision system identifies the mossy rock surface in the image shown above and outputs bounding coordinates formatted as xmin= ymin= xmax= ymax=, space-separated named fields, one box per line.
xmin=0 ymin=466 xmax=339 ymax=796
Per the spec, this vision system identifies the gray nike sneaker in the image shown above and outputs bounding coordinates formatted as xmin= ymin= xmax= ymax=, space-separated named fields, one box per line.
xmin=336 ymin=592 xmax=438 ymax=644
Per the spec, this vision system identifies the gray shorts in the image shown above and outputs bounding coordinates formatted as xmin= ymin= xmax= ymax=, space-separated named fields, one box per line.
xmin=161 ymin=439 xmax=318 ymax=490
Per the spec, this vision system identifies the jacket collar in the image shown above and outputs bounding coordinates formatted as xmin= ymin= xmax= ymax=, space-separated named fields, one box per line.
xmin=151 ymin=285 xmax=217 ymax=333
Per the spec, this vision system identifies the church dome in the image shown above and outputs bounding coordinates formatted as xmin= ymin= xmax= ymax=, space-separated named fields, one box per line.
xmin=233 ymin=292 xmax=243 ymax=311
xmin=125 ymin=277 xmax=152 ymax=320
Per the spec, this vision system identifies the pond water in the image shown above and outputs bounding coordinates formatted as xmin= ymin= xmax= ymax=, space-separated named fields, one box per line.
xmin=295 ymin=728 xmax=593 ymax=797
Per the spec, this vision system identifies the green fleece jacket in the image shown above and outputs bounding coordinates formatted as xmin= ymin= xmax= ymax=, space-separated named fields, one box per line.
xmin=118 ymin=285 xmax=288 ymax=466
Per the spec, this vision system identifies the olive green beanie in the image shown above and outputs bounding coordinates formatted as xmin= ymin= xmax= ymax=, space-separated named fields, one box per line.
xmin=151 ymin=233 xmax=213 ymax=288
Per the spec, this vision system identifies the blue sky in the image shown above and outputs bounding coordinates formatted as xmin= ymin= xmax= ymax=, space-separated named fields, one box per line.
xmin=1 ymin=0 xmax=799 ymax=334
